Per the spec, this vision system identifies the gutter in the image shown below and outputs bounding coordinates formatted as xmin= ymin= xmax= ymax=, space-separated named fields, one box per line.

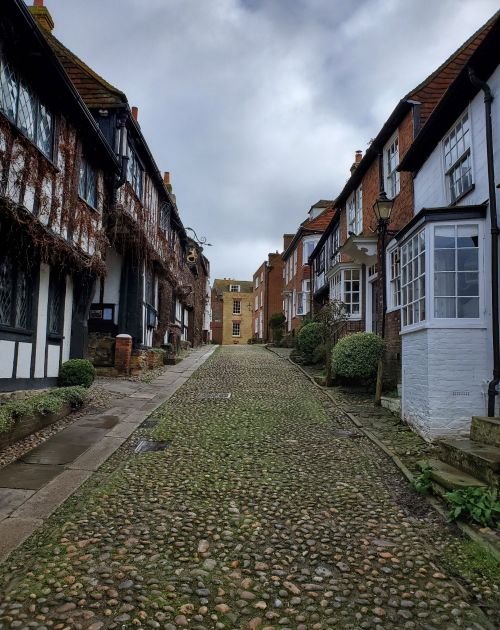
xmin=468 ymin=68 xmax=499 ymax=417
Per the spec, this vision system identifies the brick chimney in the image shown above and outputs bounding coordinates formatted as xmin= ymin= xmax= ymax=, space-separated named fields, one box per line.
xmin=131 ymin=106 xmax=139 ymax=122
xmin=350 ymin=150 xmax=362 ymax=175
xmin=29 ymin=0 xmax=55 ymax=32
xmin=163 ymin=172 xmax=173 ymax=194
xmin=283 ymin=233 xmax=294 ymax=251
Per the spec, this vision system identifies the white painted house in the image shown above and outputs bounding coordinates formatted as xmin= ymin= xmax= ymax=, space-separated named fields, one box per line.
xmin=398 ymin=25 xmax=499 ymax=440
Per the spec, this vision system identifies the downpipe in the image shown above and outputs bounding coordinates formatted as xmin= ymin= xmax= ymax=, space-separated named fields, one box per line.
xmin=468 ymin=68 xmax=500 ymax=416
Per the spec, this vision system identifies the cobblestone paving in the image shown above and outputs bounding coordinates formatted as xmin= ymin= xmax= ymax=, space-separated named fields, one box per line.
xmin=0 ymin=347 xmax=495 ymax=630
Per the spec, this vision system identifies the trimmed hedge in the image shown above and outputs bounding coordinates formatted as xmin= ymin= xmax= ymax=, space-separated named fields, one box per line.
xmin=297 ymin=322 xmax=324 ymax=360
xmin=58 ymin=359 xmax=96 ymax=388
xmin=0 ymin=386 xmax=88 ymax=435
xmin=332 ymin=332 xmax=385 ymax=380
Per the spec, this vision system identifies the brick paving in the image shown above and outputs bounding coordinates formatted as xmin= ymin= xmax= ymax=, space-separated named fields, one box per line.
xmin=0 ymin=346 xmax=495 ymax=629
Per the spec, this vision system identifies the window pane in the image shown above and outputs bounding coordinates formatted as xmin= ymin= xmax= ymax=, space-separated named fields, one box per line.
xmin=17 ymin=81 xmax=36 ymax=140
xmin=457 ymin=272 xmax=478 ymax=297
xmin=434 ymin=272 xmax=455 ymax=296
xmin=37 ymin=103 xmax=53 ymax=157
xmin=434 ymin=226 xmax=455 ymax=248
xmin=457 ymin=297 xmax=479 ymax=318
xmin=15 ymin=270 xmax=31 ymax=329
xmin=457 ymin=249 xmax=478 ymax=271
xmin=0 ymin=58 xmax=18 ymax=121
xmin=457 ymin=225 xmax=478 ymax=248
xmin=0 ymin=257 xmax=13 ymax=325
xmin=434 ymin=249 xmax=455 ymax=271
xmin=435 ymin=297 xmax=456 ymax=318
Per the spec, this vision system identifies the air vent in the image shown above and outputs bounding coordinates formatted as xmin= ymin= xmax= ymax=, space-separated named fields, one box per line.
xmin=134 ymin=440 xmax=169 ymax=454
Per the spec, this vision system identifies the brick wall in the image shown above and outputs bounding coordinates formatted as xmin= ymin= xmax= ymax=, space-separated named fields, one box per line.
xmin=266 ymin=253 xmax=284 ymax=340
xmin=211 ymin=288 xmax=223 ymax=344
xmin=222 ymin=292 xmax=253 ymax=344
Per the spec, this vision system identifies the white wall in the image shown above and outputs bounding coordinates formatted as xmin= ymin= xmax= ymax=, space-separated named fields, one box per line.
xmin=403 ymin=327 xmax=490 ymax=440
xmin=0 ymin=341 xmax=15 ymax=379
xmin=414 ymin=65 xmax=500 ymax=211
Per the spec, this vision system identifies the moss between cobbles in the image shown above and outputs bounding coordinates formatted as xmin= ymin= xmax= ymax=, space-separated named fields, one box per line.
xmin=0 ymin=347 xmax=497 ymax=629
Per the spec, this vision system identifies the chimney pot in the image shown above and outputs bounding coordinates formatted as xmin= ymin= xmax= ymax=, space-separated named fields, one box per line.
xmin=34 ymin=0 xmax=44 ymax=6
xmin=131 ymin=106 xmax=138 ymax=121
xmin=355 ymin=150 xmax=362 ymax=164
xmin=163 ymin=172 xmax=170 ymax=185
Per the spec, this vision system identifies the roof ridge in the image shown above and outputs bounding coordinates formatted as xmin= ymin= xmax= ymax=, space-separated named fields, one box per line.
xmin=406 ymin=9 xmax=499 ymax=100
xmin=44 ymin=30 xmax=126 ymax=101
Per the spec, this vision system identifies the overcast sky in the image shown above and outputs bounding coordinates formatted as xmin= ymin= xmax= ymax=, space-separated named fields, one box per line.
xmin=45 ymin=0 xmax=497 ymax=281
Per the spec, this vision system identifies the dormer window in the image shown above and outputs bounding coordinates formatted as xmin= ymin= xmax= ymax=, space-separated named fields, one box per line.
xmin=443 ymin=111 xmax=472 ymax=203
xmin=0 ymin=54 xmax=53 ymax=158
xmin=229 ymin=284 xmax=240 ymax=292
xmin=79 ymin=156 xmax=97 ymax=208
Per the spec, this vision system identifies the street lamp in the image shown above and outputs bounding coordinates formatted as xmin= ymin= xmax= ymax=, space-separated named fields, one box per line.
xmin=372 ymin=190 xmax=395 ymax=405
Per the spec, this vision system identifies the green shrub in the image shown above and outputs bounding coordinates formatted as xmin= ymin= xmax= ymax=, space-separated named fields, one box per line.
xmin=311 ymin=343 xmax=327 ymax=365
xmin=413 ymin=463 xmax=433 ymax=494
xmin=0 ymin=386 xmax=88 ymax=435
xmin=445 ymin=487 xmax=500 ymax=527
xmin=331 ymin=332 xmax=385 ymax=381
xmin=297 ymin=322 xmax=324 ymax=361
xmin=58 ymin=359 xmax=96 ymax=388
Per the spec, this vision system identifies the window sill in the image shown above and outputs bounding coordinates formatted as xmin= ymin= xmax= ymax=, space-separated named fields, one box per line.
xmin=78 ymin=196 xmax=100 ymax=213
xmin=386 ymin=306 xmax=401 ymax=314
xmin=400 ymin=319 xmax=487 ymax=335
xmin=0 ymin=324 xmax=34 ymax=337
xmin=449 ymin=183 xmax=475 ymax=206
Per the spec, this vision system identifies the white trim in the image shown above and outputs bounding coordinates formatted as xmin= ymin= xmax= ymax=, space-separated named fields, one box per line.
xmin=386 ymin=239 xmax=401 ymax=313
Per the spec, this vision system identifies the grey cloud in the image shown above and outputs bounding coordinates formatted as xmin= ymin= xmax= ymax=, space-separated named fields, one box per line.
xmin=44 ymin=0 xmax=498 ymax=279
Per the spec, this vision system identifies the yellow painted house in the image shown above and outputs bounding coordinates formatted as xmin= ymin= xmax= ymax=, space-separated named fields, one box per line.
xmin=211 ymin=280 xmax=253 ymax=345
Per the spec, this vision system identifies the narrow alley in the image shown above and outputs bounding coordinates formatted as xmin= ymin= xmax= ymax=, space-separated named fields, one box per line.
xmin=0 ymin=347 xmax=494 ymax=629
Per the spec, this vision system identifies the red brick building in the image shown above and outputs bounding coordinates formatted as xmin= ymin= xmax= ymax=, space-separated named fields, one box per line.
xmin=251 ymin=252 xmax=284 ymax=342
xmin=283 ymin=201 xmax=334 ymax=335
xmin=310 ymin=16 xmax=496 ymax=386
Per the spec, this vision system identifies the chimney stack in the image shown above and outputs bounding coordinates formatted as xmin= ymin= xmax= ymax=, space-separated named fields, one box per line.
xmin=29 ymin=0 xmax=54 ymax=32
xmin=131 ymin=106 xmax=139 ymax=122
xmin=350 ymin=150 xmax=363 ymax=175
xmin=164 ymin=172 xmax=175 ymax=199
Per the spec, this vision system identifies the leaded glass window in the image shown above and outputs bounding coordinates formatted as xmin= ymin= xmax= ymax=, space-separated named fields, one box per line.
xmin=79 ymin=156 xmax=98 ymax=208
xmin=127 ymin=144 xmax=143 ymax=200
xmin=0 ymin=255 xmax=32 ymax=330
xmin=0 ymin=54 xmax=53 ymax=158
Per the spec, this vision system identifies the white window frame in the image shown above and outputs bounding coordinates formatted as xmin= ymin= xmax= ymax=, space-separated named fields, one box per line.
xmin=443 ymin=109 xmax=473 ymax=204
xmin=293 ymin=250 xmax=297 ymax=277
xmin=329 ymin=266 xmax=361 ymax=319
xmin=385 ymin=132 xmax=400 ymax=199
xmin=233 ymin=299 xmax=241 ymax=315
xmin=386 ymin=240 xmax=401 ymax=312
xmin=255 ymin=276 xmax=259 ymax=289
xmin=400 ymin=219 xmax=485 ymax=333
xmin=229 ymin=284 xmax=240 ymax=292
xmin=347 ymin=187 xmax=362 ymax=235
xmin=401 ymin=229 xmax=426 ymax=329
xmin=302 ymin=237 xmax=319 ymax=265
xmin=232 ymin=322 xmax=241 ymax=337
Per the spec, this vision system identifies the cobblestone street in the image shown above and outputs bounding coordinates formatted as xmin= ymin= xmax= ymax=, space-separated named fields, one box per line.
xmin=0 ymin=347 xmax=495 ymax=629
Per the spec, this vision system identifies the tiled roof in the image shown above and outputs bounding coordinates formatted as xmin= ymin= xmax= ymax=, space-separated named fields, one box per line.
xmin=304 ymin=206 xmax=335 ymax=231
xmin=213 ymin=280 xmax=253 ymax=294
xmin=407 ymin=10 xmax=498 ymax=124
xmin=41 ymin=30 xmax=127 ymax=109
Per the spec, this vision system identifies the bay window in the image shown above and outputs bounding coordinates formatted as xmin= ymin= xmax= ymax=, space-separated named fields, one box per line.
xmin=433 ymin=224 xmax=479 ymax=319
xmin=401 ymin=230 xmax=426 ymax=327
xmin=329 ymin=267 xmax=361 ymax=317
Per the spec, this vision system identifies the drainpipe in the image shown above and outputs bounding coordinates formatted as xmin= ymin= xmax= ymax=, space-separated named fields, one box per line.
xmin=468 ymin=68 xmax=499 ymax=417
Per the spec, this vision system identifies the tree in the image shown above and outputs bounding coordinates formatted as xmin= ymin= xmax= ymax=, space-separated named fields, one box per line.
xmin=269 ymin=312 xmax=286 ymax=344
xmin=314 ymin=300 xmax=348 ymax=386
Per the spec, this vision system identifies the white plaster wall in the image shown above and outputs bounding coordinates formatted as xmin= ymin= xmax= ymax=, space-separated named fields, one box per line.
xmin=34 ymin=263 xmax=50 ymax=378
xmin=403 ymin=327 xmax=490 ymax=440
xmin=0 ymin=340 xmax=15 ymax=379
xmin=62 ymin=275 xmax=73 ymax=363
xmin=16 ymin=342 xmax=32 ymax=379
xmin=414 ymin=65 xmax=500 ymax=211
xmin=47 ymin=344 xmax=60 ymax=378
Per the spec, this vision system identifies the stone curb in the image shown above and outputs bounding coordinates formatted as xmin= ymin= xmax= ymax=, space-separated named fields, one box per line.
xmin=265 ymin=345 xmax=500 ymax=563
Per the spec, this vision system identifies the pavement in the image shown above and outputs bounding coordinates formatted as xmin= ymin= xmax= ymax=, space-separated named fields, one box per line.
xmin=0 ymin=345 xmax=216 ymax=562
xmin=0 ymin=346 xmax=496 ymax=629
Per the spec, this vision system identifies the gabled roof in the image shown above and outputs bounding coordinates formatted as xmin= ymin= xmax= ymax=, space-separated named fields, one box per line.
xmin=334 ymin=10 xmax=498 ymax=209
xmin=213 ymin=279 xmax=253 ymax=294
xmin=399 ymin=13 xmax=500 ymax=173
xmin=283 ymin=205 xmax=335 ymax=260
xmin=36 ymin=24 xmax=127 ymax=109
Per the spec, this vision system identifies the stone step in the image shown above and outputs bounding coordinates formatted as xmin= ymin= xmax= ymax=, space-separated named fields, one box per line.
xmin=470 ymin=416 xmax=500 ymax=448
xmin=417 ymin=458 xmax=487 ymax=493
xmin=438 ymin=439 xmax=500 ymax=486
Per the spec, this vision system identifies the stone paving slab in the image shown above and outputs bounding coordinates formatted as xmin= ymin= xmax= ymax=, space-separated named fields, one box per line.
xmin=0 ymin=517 xmax=42 ymax=560
xmin=0 ymin=488 xmax=34 ymax=519
xmin=20 ymin=441 xmax=89 ymax=466
xmin=0 ymin=462 xmax=63 ymax=489
xmin=10 ymin=469 xmax=92 ymax=519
